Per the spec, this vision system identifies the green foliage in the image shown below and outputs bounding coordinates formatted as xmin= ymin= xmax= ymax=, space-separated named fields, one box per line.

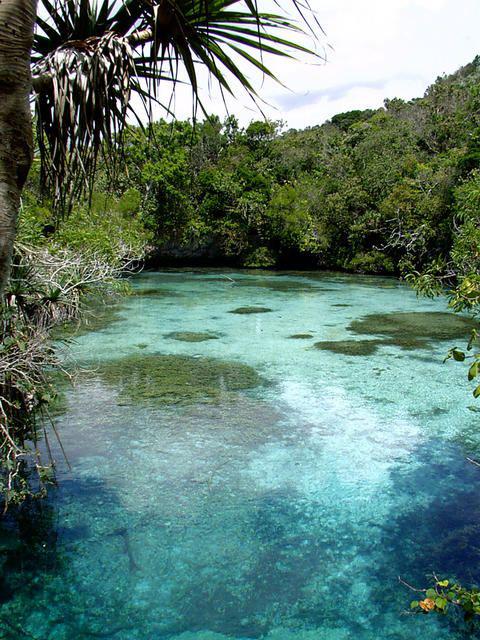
xmin=330 ymin=109 xmax=377 ymax=132
xmin=350 ymin=111 xmax=418 ymax=202
xmin=347 ymin=250 xmax=394 ymax=274
xmin=445 ymin=328 xmax=480 ymax=399
xmin=266 ymin=181 xmax=321 ymax=253
xmin=245 ymin=120 xmax=280 ymax=152
xmin=18 ymin=191 xmax=152 ymax=263
xmin=243 ymin=246 xmax=276 ymax=268
xmin=110 ymin=56 xmax=480 ymax=274
xmin=410 ymin=578 xmax=480 ymax=621
xmin=449 ymin=276 xmax=480 ymax=314
xmin=450 ymin=171 xmax=480 ymax=286
xmin=454 ymin=169 xmax=480 ymax=223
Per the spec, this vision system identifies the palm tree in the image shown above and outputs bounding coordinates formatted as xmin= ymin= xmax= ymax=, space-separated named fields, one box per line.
xmin=0 ymin=0 xmax=320 ymax=294
xmin=0 ymin=0 xmax=37 ymax=297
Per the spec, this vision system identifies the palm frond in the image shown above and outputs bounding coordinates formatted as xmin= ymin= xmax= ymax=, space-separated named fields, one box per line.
xmin=32 ymin=0 xmax=322 ymax=213
xmin=34 ymin=31 xmax=135 ymax=213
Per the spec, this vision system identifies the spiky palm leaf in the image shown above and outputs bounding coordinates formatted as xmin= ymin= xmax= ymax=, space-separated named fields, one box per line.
xmin=32 ymin=0 xmax=321 ymax=213
xmin=34 ymin=32 xmax=135 ymax=211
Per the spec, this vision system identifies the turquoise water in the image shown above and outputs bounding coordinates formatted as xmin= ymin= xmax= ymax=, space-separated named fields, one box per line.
xmin=2 ymin=270 xmax=480 ymax=639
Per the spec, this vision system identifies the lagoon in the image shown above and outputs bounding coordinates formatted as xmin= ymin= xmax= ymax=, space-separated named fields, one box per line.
xmin=1 ymin=270 xmax=479 ymax=640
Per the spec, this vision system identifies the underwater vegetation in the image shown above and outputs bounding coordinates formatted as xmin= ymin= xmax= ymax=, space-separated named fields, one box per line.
xmin=316 ymin=312 xmax=479 ymax=356
xmin=288 ymin=334 xmax=314 ymax=340
xmin=314 ymin=339 xmax=383 ymax=356
xmin=229 ymin=307 xmax=273 ymax=314
xmin=164 ymin=332 xmax=219 ymax=342
xmin=132 ymin=287 xmax=183 ymax=298
xmin=84 ymin=353 xmax=263 ymax=406
xmin=349 ymin=312 xmax=477 ymax=345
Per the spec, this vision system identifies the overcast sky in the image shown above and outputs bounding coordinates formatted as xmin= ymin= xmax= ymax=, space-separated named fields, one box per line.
xmin=153 ymin=0 xmax=480 ymax=129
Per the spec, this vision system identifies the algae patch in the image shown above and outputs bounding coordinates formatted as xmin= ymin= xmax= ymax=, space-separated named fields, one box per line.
xmin=229 ymin=307 xmax=272 ymax=315
xmin=314 ymin=339 xmax=382 ymax=356
xmin=132 ymin=287 xmax=182 ymax=298
xmin=316 ymin=311 xmax=478 ymax=356
xmin=349 ymin=311 xmax=478 ymax=346
xmin=89 ymin=353 xmax=262 ymax=406
xmin=164 ymin=332 xmax=219 ymax=342
xmin=384 ymin=336 xmax=429 ymax=351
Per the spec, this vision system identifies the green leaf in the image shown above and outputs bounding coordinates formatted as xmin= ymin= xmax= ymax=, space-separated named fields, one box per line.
xmin=452 ymin=349 xmax=465 ymax=362
xmin=473 ymin=385 xmax=480 ymax=399
xmin=468 ymin=361 xmax=479 ymax=381
xmin=426 ymin=589 xmax=437 ymax=599
xmin=435 ymin=597 xmax=447 ymax=610
xmin=437 ymin=580 xmax=449 ymax=588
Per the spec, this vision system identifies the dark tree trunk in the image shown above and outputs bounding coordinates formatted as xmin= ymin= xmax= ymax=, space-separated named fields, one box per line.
xmin=0 ymin=0 xmax=37 ymax=296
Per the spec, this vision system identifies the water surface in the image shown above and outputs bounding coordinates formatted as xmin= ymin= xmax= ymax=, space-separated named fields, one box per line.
xmin=2 ymin=270 xmax=480 ymax=640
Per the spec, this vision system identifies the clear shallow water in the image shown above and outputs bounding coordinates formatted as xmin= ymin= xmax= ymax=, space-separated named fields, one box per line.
xmin=2 ymin=270 xmax=480 ymax=640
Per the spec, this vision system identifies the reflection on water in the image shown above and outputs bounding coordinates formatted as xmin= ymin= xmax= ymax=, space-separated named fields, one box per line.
xmin=1 ymin=270 xmax=480 ymax=640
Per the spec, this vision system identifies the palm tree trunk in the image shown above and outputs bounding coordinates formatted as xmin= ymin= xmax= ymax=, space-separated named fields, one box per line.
xmin=0 ymin=0 xmax=37 ymax=296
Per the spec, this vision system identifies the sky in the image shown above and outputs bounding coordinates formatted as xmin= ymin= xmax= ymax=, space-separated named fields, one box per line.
xmin=152 ymin=0 xmax=480 ymax=129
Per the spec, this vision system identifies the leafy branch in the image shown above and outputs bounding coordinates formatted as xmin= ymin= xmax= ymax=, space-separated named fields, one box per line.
xmin=403 ymin=576 xmax=480 ymax=622
xmin=445 ymin=328 xmax=480 ymax=399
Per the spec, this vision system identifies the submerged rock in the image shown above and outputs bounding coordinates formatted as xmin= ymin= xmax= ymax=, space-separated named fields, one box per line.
xmin=314 ymin=339 xmax=382 ymax=356
xmin=229 ymin=307 xmax=273 ymax=314
xmin=164 ymin=331 xmax=219 ymax=342
xmin=349 ymin=311 xmax=478 ymax=346
xmin=89 ymin=353 xmax=262 ymax=406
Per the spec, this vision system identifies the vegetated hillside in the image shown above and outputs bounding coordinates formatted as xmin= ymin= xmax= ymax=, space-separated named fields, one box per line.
xmin=26 ymin=56 xmax=480 ymax=278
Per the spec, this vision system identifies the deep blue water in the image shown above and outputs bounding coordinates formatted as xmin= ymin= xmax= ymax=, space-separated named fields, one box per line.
xmin=1 ymin=270 xmax=480 ymax=640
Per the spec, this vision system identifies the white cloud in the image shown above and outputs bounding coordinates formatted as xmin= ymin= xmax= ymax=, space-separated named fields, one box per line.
xmin=143 ymin=0 xmax=480 ymax=129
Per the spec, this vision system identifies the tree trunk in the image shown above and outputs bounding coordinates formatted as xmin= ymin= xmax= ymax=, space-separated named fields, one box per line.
xmin=0 ymin=0 xmax=37 ymax=296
